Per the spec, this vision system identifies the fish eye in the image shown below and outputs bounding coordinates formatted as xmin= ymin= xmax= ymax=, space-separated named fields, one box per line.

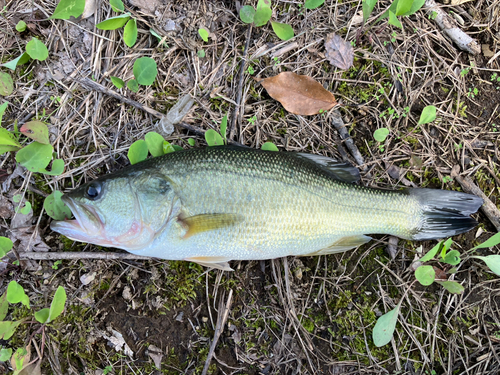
xmin=85 ymin=182 xmax=102 ymax=200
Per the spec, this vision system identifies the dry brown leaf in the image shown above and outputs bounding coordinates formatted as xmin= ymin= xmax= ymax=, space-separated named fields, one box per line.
xmin=324 ymin=33 xmax=354 ymax=70
xmin=433 ymin=266 xmax=448 ymax=281
xmin=18 ymin=360 xmax=41 ymax=375
xmin=482 ymin=44 xmax=495 ymax=57
xmin=260 ymin=72 xmax=337 ymax=115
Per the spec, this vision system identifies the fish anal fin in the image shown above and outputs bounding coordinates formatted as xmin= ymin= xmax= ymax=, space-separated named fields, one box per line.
xmin=185 ymin=256 xmax=233 ymax=271
xmin=179 ymin=213 xmax=243 ymax=239
xmin=301 ymin=235 xmax=372 ymax=256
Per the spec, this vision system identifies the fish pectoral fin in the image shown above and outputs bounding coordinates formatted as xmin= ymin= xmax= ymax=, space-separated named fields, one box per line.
xmin=185 ymin=256 xmax=234 ymax=271
xmin=302 ymin=235 xmax=372 ymax=256
xmin=179 ymin=213 xmax=243 ymax=239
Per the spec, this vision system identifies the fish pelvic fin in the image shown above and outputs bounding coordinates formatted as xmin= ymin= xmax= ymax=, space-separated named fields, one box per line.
xmin=179 ymin=213 xmax=243 ymax=239
xmin=301 ymin=235 xmax=372 ymax=256
xmin=184 ymin=256 xmax=233 ymax=271
xmin=409 ymin=188 xmax=483 ymax=240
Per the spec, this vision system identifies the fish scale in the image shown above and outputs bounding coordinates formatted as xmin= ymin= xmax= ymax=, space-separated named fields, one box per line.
xmin=51 ymin=146 xmax=483 ymax=270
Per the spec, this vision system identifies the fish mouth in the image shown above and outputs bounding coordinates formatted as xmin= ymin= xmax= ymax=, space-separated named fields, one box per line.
xmin=50 ymin=196 xmax=105 ymax=243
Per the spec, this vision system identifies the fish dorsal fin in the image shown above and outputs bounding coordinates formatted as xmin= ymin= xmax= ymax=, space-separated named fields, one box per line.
xmin=184 ymin=256 xmax=233 ymax=271
xmin=296 ymin=153 xmax=360 ymax=183
xmin=179 ymin=213 xmax=243 ymax=239
xmin=301 ymin=235 xmax=372 ymax=256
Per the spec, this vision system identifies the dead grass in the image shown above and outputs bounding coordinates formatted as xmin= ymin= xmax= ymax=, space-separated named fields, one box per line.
xmin=1 ymin=0 xmax=500 ymax=374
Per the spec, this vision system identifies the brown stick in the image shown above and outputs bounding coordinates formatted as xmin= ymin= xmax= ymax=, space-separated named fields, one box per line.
xmin=331 ymin=110 xmax=366 ymax=169
xmin=75 ymin=77 xmax=165 ymax=118
xmin=424 ymin=0 xmax=480 ymax=55
xmin=229 ymin=25 xmax=253 ymax=140
xmin=19 ymin=251 xmax=151 ymax=261
xmin=201 ymin=289 xmax=233 ymax=375
xmin=455 ymin=175 xmax=500 ymax=232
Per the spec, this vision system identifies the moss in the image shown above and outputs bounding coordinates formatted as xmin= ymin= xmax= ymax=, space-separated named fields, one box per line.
xmin=208 ymin=97 xmax=230 ymax=113
xmin=299 ymin=314 xmax=315 ymax=333
xmin=336 ymin=81 xmax=378 ymax=103
xmin=159 ymin=261 xmax=204 ymax=310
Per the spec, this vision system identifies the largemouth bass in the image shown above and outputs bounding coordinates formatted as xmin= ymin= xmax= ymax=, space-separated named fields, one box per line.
xmin=51 ymin=147 xmax=483 ymax=270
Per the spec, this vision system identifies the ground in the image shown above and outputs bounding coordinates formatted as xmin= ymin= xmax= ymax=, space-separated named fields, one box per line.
xmin=0 ymin=0 xmax=499 ymax=374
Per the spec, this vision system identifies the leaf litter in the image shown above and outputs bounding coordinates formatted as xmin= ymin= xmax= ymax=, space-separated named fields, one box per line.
xmin=260 ymin=72 xmax=337 ymax=115
xmin=1 ymin=0 xmax=500 ymax=374
xmin=324 ymin=33 xmax=354 ymax=70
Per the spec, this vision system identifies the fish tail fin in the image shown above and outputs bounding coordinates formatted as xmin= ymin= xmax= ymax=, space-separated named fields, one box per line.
xmin=410 ymin=188 xmax=483 ymax=240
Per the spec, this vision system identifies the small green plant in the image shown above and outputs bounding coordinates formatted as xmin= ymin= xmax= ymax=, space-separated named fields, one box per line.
xmin=13 ymin=194 xmax=31 ymax=215
xmin=246 ymin=65 xmax=255 ymax=75
xmin=1 ymin=37 xmax=47 ymax=72
xmin=467 ymin=87 xmax=479 ymax=99
xmin=0 ymin=236 xmax=13 ymax=258
xmin=362 ymin=0 xmax=377 ymax=22
xmin=198 ymin=28 xmax=209 ymax=42
xmin=205 ymin=115 xmax=228 ymax=146
xmin=96 ymin=0 xmax=138 ymax=47
xmin=128 ymin=131 xmax=183 ymax=165
xmin=373 ymin=128 xmax=389 ymax=142
xmin=25 ymin=38 xmax=48 ymax=61
xmin=414 ymin=239 xmax=462 ymax=292
xmin=490 ymin=73 xmax=500 ymax=82
xmin=442 ymin=175 xmax=452 ymax=183
xmin=1 ymin=0 xmax=86 ymax=71
xmin=372 ymin=300 xmax=401 ymax=347
xmin=261 ymin=141 xmax=278 ymax=151
xmin=373 ymin=128 xmax=389 ymax=152
xmin=0 ymin=72 xmax=13 ymax=96
xmin=50 ymin=0 xmax=85 ymax=19
xmin=362 ymin=0 xmax=425 ymax=29
xmin=197 ymin=49 xmax=206 ymax=58
xmin=150 ymin=29 xmax=169 ymax=47
xmin=0 ymin=104 xmax=64 ymax=175
xmin=0 ymin=104 xmax=70 ymax=223
xmin=113 ymin=56 xmax=158 ymax=92
xmin=0 ymin=282 xmax=67 ymax=373
xmin=110 ymin=76 xmax=125 ymax=89
xmin=373 ymin=234 xmax=500 ymax=347
xmin=15 ymin=20 xmax=26 ymax=32
xmin=460 ymin=67 xmax=470 ymax=77
xmin=44 ymin=190 xmax=72 ymax=220
xmin=247 ymin=115 xmax=257 ymax=124
xmin=304 ymin=0 xmax=325 ymax=9
xmin=418 ymin=105 xmax=437 ymax=124
xmin=239 ymin=0 xmax=295 ymax=41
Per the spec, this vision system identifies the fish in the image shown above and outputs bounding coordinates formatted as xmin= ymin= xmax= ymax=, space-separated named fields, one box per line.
xmin=50 ymin=146 xmax=483 ymax=271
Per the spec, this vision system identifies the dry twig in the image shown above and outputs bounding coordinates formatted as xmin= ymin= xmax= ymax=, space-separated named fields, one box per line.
xmin=424 ymin=0 xmax=480 ymax=54
xmin=455 ymin=175 xmax=500 ymax=232
xmin=201 ymin=289 xmax=233 ymax=375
